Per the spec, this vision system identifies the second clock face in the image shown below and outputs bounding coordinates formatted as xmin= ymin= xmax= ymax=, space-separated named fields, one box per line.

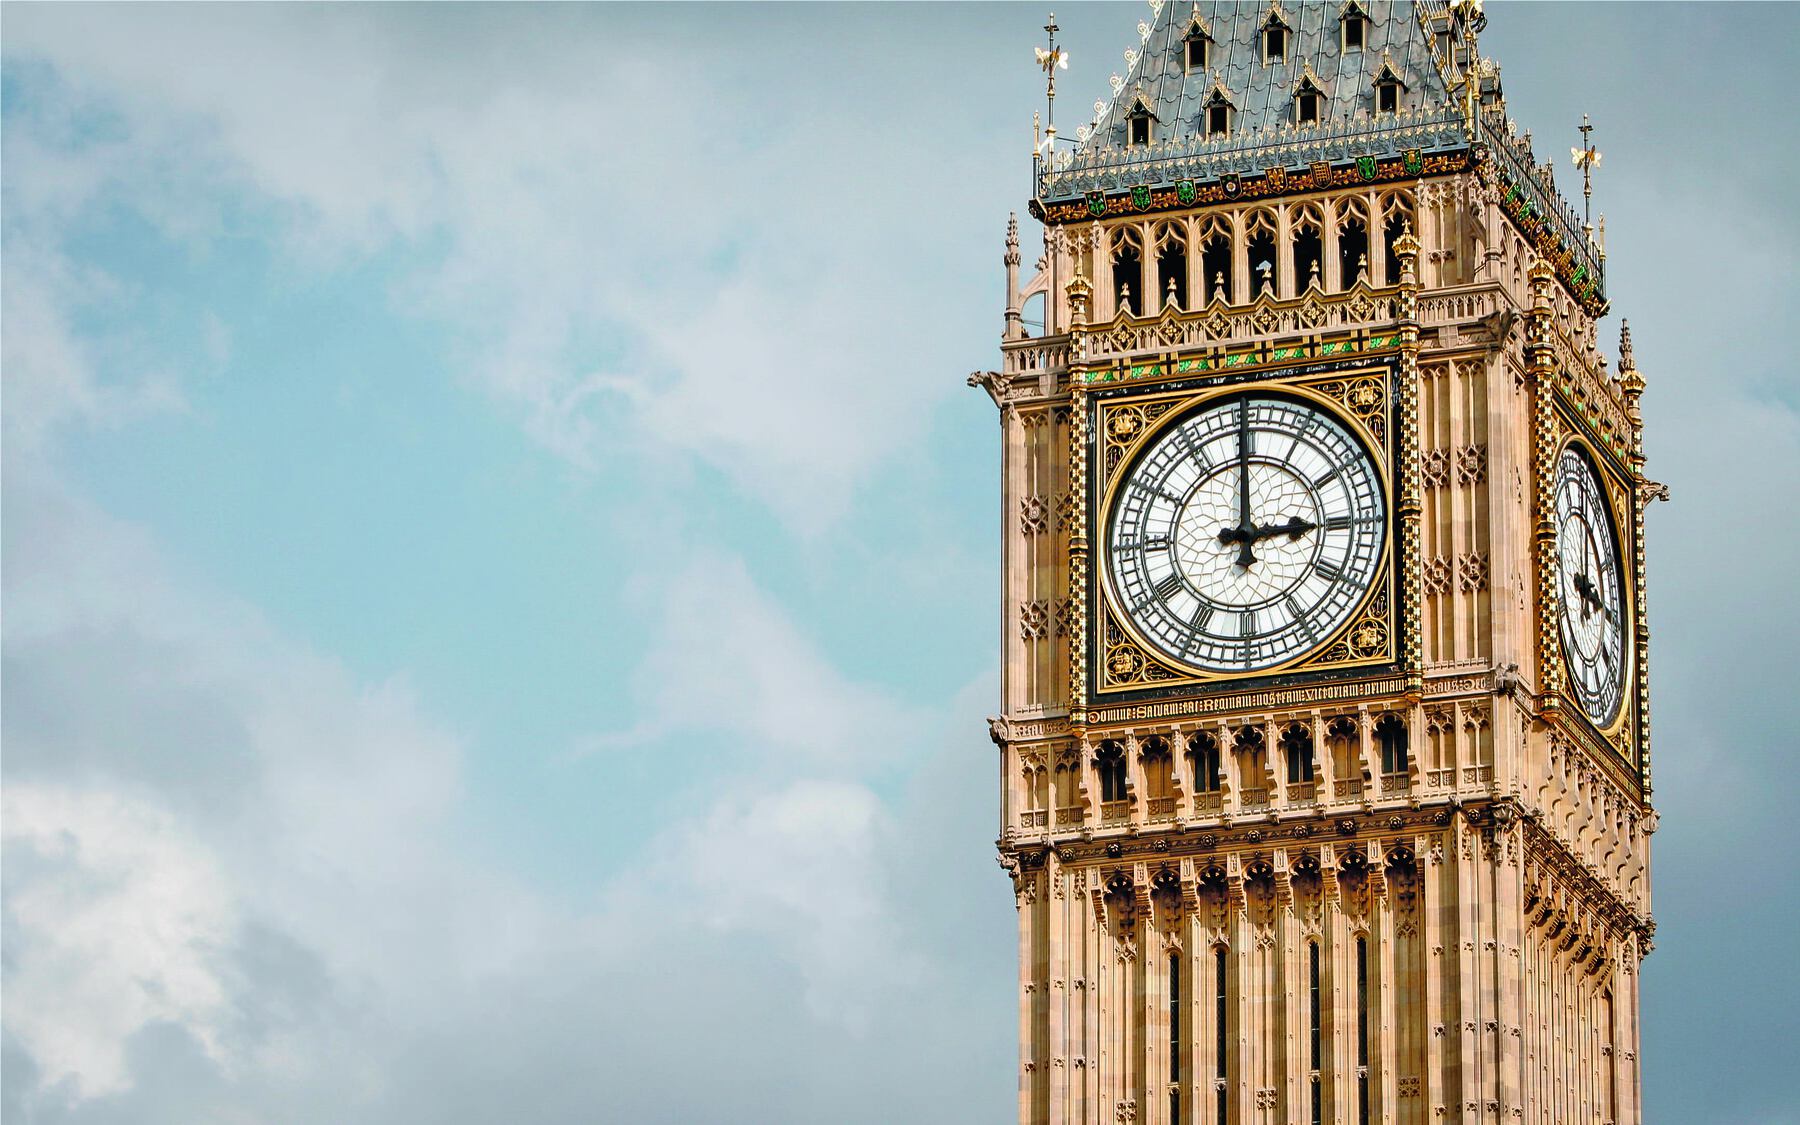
xmin=1106 ymin=393 xmax=1386 ymax=673
xmin=1554 ymin=445 xmax=1628 ymax=726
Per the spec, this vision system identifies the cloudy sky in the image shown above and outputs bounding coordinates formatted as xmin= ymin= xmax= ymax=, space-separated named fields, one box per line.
xmin=3 ymin=3 xmax=1796 ymax=1122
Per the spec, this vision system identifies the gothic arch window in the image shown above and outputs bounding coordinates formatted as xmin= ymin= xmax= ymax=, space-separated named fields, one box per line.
xmin=1375 ymin=712 xmax=1409 ymax=775
xmin=1053 ymin=759 xmax=1080 ymax=814
xmin=1379 ymin=190 xmax=1415 ymax=286
xmin=1341 ymin=0 xmax=1369 ymax=51
xmin=1024 ymin=761 xmax=1048 ymax=818
xmin=1112 ymin=226 xmax=1144 ymax=316
xmin=1202 ymin=85 xmax=1234 ymax=138
xmin=1280 ymin=721 xmax=1315 ymax=785
xmin=1126 ymin=95 xmax=1158 ymax=147
xmin=1184 ymin=18 xmax=1213 ymax=71
xmin=1378 ymin=78 xmax=1399 ymax=113
xmin=1262 ymin=8 xmax=1291 ymax=64
xmin=1141 ymin=735 xmax=1174 ymax=802
xmin=1294 ymin=75 xmax=1326 ymax=125
xmin=1232 ymin=725 xmax=1267 ymax=801
xmin=1197 ymin=215 xmax=1233 ymax=305
xmin=1096 ymin=739 xmax=1129 ymax=803
xmin=1335 ymin=197 xmax=1372 ymax=290
xmin=1372 ymin=57 xmax=1407 ymax=115
xmin=1244 ymin=209 xmax=1280 ymax=297
xmin=1153 ymin=223 xmax=1188 ymax=311
xmin=1188 ymin=730 xmax=1223 ymax=792
xmin=1290 ymin=203 xmax=1325 ymax=293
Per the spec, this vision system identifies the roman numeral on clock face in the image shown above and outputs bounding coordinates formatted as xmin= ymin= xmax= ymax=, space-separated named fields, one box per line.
xmin=1104 ymin=392 xmax=1387 ymax=675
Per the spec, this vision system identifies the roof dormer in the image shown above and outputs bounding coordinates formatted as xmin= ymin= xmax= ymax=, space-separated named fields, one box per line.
xmin=1372 ymin=54 xmax=1407 ymax=114
xmin=1340 ymin=0 xmax=1371 ymax=51
xmin=1202 ymin=81 xmax=1235 ymax=137
xmin=1261 ymin=4 xmax=1292 ymax=64
xmin=1292 ymin=65 xmax=1329 ymax=125
xmin=1125 ymin=92 xmax=1160 ymax=147
xmin=1183 ymin=10 xmax=1215 ymax=72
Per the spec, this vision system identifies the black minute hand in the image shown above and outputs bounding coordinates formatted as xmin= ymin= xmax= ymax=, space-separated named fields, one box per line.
xmin=1220 ymin=398 xmax=1258 ymax=567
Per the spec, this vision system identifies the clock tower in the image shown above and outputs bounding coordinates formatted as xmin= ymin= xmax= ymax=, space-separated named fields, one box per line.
xmin=972 ymin=3 xmax=1659 ymax=1124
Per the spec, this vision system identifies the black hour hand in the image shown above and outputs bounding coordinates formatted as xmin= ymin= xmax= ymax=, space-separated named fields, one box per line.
xmin=1572 ymin=572 xmax=1613 ymax=620
xmin=1250 ymin=514 xmax=1317 ymax=542
xmin=1216 ymin=523 xmax=1259 ymax=567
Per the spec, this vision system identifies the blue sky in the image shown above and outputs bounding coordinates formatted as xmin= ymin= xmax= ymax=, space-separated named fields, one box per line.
xmin=4 ymin=4 xmax=1798 ymax=1122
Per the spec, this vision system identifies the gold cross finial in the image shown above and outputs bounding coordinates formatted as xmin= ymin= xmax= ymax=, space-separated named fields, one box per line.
xmin=1034 ymin=13 xmax=1069 ymax=148
xmin=1571 ymin=114 xmax=1602 ymax=231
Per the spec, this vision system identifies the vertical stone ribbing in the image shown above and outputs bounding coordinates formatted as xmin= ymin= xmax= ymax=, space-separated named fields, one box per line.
xmin=1523 ymin=260 xmax=1563 ymax=712
xmin=1394 ymin=230 xmax=1425 ymax=699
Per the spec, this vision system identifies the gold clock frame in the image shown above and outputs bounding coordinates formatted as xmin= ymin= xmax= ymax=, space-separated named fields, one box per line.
xmin=1552 ymin=434 xmax=1636 ymax=736
xmin=1085 ymin=364 xmax=1399 ymax=700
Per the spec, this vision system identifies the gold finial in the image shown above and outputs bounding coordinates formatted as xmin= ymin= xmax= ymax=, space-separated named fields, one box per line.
xmin=1618 ymin=319 xmax=1635 ymax=372
xmin=1572 ymin=114 xmax=1602 ymax=232
xmin=1035 ymin=14 xmax=1069 ymax=149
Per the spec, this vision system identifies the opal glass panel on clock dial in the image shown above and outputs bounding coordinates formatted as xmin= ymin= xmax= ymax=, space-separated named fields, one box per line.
xmin=1105 ymin=393 xmax=1385 ymax=673
xmin=1554 ymin=445 xmax=1628 ymax=726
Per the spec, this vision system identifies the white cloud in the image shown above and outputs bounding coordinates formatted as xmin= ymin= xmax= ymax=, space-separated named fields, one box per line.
xmin=1 ymin=463 xmax=1006 ymax=1120
xmin=581 ymin=551 xmax=921 ymax=768
xmin=2 ymin=5 xmax=979 ymax=531
xmin=3 ymin=784 xmax=238 ymax=1101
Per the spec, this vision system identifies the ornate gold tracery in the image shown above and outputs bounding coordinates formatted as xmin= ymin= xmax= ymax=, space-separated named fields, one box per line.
xmin=1088 ymin=366 xmax=1399 ymax=696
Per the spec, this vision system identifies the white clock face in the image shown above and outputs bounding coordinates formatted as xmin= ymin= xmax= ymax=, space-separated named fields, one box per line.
xmin=1105 ymin=393 xmax=1386 ymax=673
xmin=1554 ymin=446 xmax=1627 ymax=725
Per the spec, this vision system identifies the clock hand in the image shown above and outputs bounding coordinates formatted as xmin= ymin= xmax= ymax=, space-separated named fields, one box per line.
xmin=1248 ymin=514 xmax=1318 ymax=543
xmin=1572 ymin=572 xmax=1616 ymax=622
xmin=1232 ymin=398 xmax=1257 ymax=567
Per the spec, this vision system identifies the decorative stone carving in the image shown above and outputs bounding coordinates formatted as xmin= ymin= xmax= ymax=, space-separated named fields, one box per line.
xmin=1456 ymin=443 xmax=1488 ymax=485
xmin=1458 ymin=553 xmax=1490 ymax=592
xmin=1021 ymin=494 xmax=1050 ymax=535
xmin=1424 ymin=555 xmax=1453 ymax=596
xmin=1422 ymin=447 xmax=1451 ymax=489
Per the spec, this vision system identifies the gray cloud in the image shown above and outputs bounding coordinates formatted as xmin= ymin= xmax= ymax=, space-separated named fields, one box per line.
xmin=3 ymin=4 xmax=1796 ymax=1122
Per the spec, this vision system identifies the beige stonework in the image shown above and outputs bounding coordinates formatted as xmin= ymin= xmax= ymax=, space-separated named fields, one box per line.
xmin=977 ymin=6 xmax=1655 ymax=1123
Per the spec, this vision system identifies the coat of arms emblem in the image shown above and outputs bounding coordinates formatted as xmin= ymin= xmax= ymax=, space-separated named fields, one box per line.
xmin=1403 ymin=148 xmax=1423 ymax=175
xmin=1131 ymin=184 xmax=1152 ymax=210
xmin=1086 ymin=191 xmax=1107 ymax=217
xmin=1356 ymin=154 xmax=1378 ymax=181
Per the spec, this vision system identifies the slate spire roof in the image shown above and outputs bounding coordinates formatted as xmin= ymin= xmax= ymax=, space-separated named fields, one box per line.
xmin=1031 ymin=0 xmax=1610 ymax=314
xmin=1041 ymin=0 xmax=1468 ymax=202
xmin=1083 ymin=0 xmax=1450 ymax=155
